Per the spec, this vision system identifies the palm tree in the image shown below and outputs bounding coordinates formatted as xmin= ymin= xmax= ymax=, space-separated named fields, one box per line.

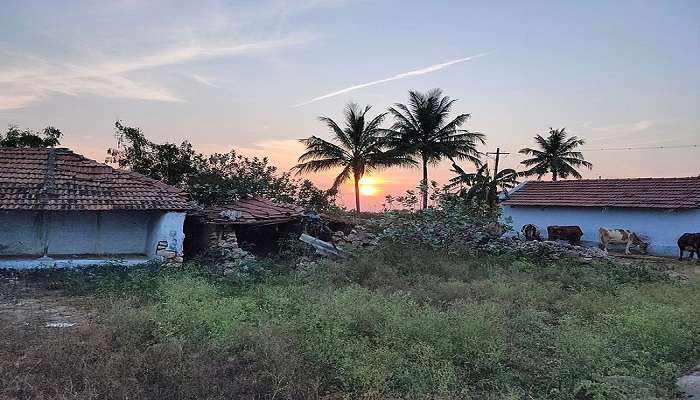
xmin=519 ymin=127 xmax=592 ymax=181
xmin=447 ymin=160 xmax=519 ymax=207
xmin=386 ymin=89 xmax=485 ymax=209
xmin=294 ymin=103 xmax=413 ymax=212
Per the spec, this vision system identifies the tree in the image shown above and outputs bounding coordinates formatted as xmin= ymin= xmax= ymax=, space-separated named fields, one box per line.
xmin=188 ymin=150 xmax=314 ymax=206
xmin=519 ymin=127 xmax=592 ymax=181
xmin=294 ymin=103 xmax=413 ymax=213
xmin=447 ymin=160 xmax=519 ymax=207
xmin=386 ymin=89 xmax=485 ymax=209
xmin=0 ymin=125 xmax=62 ymax=147
xmin=107 ymin=121 xmax=337 ymax=209
xmin=109 ymin=121 xmax=196 ymax=186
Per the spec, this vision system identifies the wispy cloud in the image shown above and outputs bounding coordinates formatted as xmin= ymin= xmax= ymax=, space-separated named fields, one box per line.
xmin=190 ymin=74 xmax=219 ymax=88
xmin=0 ymin=37 xmax=304 ymax=110
xmin=585 ymin=119 xmax=656 ymax=142
xmin=294 ymin=52 xmax=490 ymax=107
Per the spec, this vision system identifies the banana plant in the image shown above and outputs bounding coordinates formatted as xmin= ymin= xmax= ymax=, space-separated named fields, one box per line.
xmin=447 ymin=159 xmax=519 ymax=207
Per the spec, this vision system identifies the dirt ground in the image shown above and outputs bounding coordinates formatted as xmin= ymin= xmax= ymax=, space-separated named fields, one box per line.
xmin=0 ymin=272 xmax=96 ymax=331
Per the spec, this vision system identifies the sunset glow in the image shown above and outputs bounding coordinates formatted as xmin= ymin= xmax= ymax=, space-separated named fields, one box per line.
xmin=358 ymin=176 xmax=384 ymax=197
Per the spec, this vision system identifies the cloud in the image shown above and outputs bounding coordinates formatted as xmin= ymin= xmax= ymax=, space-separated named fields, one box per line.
xmin=190 ymin=74 xmax=218 ymax=88
xmin=585 ymin=119 xmax=656 ymax=142
xmin=0 ymin=37 xmax=304 ymax=110
xmin=294 ymin=52 xmax=491 ymax=107
xmin=589 ymin=119 xmax=655 ymax=134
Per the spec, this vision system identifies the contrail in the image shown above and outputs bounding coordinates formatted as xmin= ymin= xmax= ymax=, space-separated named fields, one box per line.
xmin=293 ymin=52 xmax=491 ymax=107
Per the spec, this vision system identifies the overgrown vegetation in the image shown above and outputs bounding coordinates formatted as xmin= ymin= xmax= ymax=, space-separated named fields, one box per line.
xmin=107 ymin=120 xmax=339 ymax=210
xmin=3 ymin=241 xmax=698 ymax=399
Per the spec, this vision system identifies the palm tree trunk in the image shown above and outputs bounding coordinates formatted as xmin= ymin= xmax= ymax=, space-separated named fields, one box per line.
xmin=552 ymin=170 xmax=558 ymax=181
xmin=421 ymin=155 xmax=428 ymax=209
xmin=354 ymin=174 xmax=361 ymax=213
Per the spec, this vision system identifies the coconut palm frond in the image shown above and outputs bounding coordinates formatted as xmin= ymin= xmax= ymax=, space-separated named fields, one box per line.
xmin=518 ymin=127 xmax=592 ymax=181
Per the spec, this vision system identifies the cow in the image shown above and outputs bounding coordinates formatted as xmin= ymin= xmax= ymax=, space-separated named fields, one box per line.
xmin=547 ymin=225 xmax=583 ymax=244
xmin=598 ymin=228 xmax=649 ymax=255
xmin=677 ymin=233 xmax=700 ymax=261
xmin=521 ymin=224 xmax=541 ymax=241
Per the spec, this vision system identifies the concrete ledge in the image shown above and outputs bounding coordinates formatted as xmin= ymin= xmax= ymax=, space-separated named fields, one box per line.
xmin=0 ymin=256 xmax=151 ymax=269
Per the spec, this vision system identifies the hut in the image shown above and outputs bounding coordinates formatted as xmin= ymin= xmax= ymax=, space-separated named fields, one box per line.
xmin=184 ymin=197 xmax=305 ymax=257
xmin=501 ymin=177 xmax=700 ymax=256
xmin=0 ymin=147 xmax=190 ymax=268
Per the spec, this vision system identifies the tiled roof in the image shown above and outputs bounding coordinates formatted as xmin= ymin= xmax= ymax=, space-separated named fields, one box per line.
xmin=0 ymin=147 xmax=190 ymax=211
xmin=194 ymin=197 xmax=304 ymax=225
xmin=502 ymin=177 xmax=700 ymax=209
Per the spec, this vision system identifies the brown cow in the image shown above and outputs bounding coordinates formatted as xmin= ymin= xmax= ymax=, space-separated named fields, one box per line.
xmin=677 ymin=233 xmax=700 ymax=261
xmin=547 ymin=225 xmax=583 ymax=244
xmin=521 ymin=224 xmax=541 ymax=241
xmin=598 ymin=228 xmax=648 ymax=255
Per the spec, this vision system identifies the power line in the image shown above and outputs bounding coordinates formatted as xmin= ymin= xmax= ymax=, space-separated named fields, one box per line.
xmin=580 ymin=144 xmax=699 ymax=152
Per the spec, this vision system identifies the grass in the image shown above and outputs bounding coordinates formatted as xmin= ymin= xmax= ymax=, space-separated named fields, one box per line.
xmin=2 ymin=247 xmax=699 ymax=399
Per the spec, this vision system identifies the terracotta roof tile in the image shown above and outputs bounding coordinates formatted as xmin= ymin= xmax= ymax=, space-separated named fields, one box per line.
xmin=502 ymin=177 xmax=700 ymax=209
xmin=0 ymin=147 xmax=190 ymax=211
xmin=195 ymin=197 xmax=304 ymax=225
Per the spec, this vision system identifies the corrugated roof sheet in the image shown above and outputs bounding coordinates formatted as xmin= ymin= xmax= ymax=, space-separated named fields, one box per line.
xmin=194 ymin=197 xmax=304 ymax=225
xmin=0 ymin=147 xmax=190 ymax=211
xmin=502 ymin=177 xmax=700 ymax=209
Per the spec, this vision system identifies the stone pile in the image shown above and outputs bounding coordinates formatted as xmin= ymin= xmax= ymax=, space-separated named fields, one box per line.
xmin=156 ymin=240 xmax=184 ymax=264
xmin=489 ymin=236 xmax=610 ymax=261
xmin=331 ymin=227 xmax=378 ymax=249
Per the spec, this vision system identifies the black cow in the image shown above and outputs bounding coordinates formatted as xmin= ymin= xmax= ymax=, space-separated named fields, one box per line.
xmin=677 ymin=233 xmax=700 ymax=261
xmin=521 ymin=224 xmax=541 ymax=241
xmin=547 ymin=225 xmax=584 ymax=245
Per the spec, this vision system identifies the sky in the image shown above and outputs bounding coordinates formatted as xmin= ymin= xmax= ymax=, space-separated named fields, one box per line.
xmin=1 ymin=0 xmax=699 ymax=209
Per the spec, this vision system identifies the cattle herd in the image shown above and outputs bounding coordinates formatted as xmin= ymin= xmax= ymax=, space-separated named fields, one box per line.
xmin=520 ymin=224 xmax=700 ymax=261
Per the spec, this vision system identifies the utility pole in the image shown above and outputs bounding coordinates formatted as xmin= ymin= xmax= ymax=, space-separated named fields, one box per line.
xmin=485 ymin=148 xmax=510 ymax=206
xmin=486 ymin=148 xmax=510 ymax=179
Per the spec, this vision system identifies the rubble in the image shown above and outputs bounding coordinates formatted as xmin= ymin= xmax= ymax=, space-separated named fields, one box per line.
xmin=331 ymin=227 xmax=378 ymax=249
xmin=488 ymin=237 xmax=611 ymax=260
xmin=156 ymin=240 xmax=184 ymax=265
xmin=300 ymin=234 xmax=347 ymax=258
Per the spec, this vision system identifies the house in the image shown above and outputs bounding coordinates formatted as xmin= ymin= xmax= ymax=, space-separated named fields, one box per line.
xmin=184 ymin=197 xmax=305 ymax=257
xmin=0 ymin=147 xmax=190 ymax=268
xmin=501 ymin=177 xmax=700 ymax=256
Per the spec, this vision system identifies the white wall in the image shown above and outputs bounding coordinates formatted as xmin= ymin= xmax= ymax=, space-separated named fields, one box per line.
xmin=0 ymin=210 xmax=186 ymax=268
xmin=146 ymin=212 xmax=186 ymax=258
xmin=502 ymin=205 xmax=700 ymax=257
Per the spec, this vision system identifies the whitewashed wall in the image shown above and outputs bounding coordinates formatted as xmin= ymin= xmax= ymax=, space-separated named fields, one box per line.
xmin=0 ymin=210 xmax=186 ymax=268
xmin=502 ymin=205 xmax=700 ymax=257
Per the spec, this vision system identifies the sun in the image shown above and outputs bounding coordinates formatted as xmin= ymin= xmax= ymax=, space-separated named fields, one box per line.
xmin=359 ymin=185 xmax=378 ymax=196
xmin=358 ymin=176 xmax=383 ymax=196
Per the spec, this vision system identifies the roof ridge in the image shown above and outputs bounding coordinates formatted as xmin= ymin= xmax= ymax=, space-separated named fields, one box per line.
xmin=38 ymin=148 xmax=57 ymax=206
xmin=525 ymin=176 xmax=700 ymax=184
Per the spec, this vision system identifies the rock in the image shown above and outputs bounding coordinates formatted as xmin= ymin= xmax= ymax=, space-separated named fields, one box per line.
xmin=678 ymin=366 xmax=700 ymax=399
xmin=156 ymin=249 xmax=177 ymax=258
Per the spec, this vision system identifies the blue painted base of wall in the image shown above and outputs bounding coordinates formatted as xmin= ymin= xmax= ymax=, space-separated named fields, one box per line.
xmin=0 ymin=210 xmax=187 ymax=269
xmin=0 ymin=256 xmax=151 ymax=269
xmin=502 ymin=205 xmax=700 ymax=258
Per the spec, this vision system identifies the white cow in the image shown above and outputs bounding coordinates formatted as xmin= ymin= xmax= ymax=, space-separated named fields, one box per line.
xmin=598 ymin=228 xmax=649 ymax=255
